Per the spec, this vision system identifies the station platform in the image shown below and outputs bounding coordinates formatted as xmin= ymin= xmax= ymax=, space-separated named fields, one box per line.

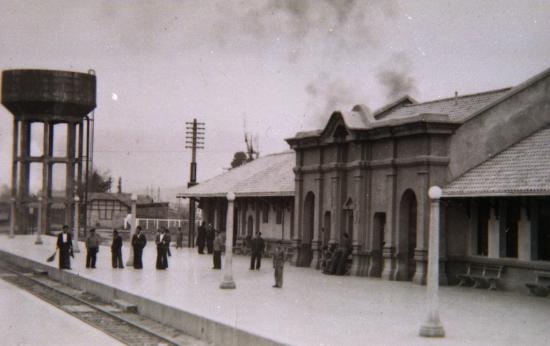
xmin=0 ymin=275 xmax=123 ymax=345
xmin=0 ymin=234 xmax=549 ymax=346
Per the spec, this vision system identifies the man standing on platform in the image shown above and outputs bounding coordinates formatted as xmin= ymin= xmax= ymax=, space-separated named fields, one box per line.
xmin=197 ymin=221 xmax=206 ymax=254
xmin=85 ymin=228 xmax=100 ymax=269
xmin=111 ymin=229 xmax=124 ymax=269
xmin=163 ymin=228 xmax=171 ymax=267
xmin=132 ymin=226 xmax=147 ymax=269
xmin=155 ymin=228 xmax=168 ymax=269
xmin=250 ymin=232 xmax=265 ymax=270
xmin=272 ymin=241 xmax=286 ymax=288
xmin=56 ymin=225 xmax=73 ymax=270
xmin=206 ymin=223 xmax=215 ymax=254
xmin=212 ymin=230 xmax=224 ymax=269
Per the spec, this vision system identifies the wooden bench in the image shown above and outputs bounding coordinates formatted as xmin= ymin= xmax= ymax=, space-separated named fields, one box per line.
xmin=526 ymin=271 xmax=550 ymax=297
xmin=457 ymin=263 xmax=504 ymax=290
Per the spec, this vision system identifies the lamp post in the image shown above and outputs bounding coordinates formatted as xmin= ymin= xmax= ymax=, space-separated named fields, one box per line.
xmin=9 ymin=197 xmax=15 ymax=238
xmin=35 ymin=196 xmax=43 ymax=244
xmin=73 ymin=195 xmax=81 ymax=253
xmin=126 ymin=193 xmax=138 ymax=266
xmin=419 ymin=186 xmax=445 ymax=337
xmin=220 ymin=192 xmax=236 ymax=289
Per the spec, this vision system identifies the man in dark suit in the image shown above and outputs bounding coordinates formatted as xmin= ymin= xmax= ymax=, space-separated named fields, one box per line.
xmin=131 ymin=226 xmax=147 ymax=269
xmin=155 ymin=228 xmax=169 ymax=269
xmin=206 ymin=223 xmax=215 ymax=254
xmin=111 ymin=229 xmax=124 ymax=268
xmin=250 ymin=232 xmax=265 ymax=270
xmin=197 ymin=222 xmax=206 ymax=254
xmin=56 ymin=225 xmax=73 ymax=270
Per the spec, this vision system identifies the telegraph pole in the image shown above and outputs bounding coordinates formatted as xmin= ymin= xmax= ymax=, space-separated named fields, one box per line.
xmin=185 ymin=119 xmax=204 ymax=247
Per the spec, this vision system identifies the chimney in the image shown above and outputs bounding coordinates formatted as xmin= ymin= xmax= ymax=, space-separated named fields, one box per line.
xmin=454 ymin=91 xmax=458 ymax=105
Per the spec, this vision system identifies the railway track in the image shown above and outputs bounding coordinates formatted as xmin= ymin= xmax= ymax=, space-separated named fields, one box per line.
xmin=0 ymin=260 xmax=209 ymax=346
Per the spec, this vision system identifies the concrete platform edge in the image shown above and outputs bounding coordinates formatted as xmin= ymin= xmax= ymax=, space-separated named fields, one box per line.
xmin=0 ymin=249 xmax=285 ymax=346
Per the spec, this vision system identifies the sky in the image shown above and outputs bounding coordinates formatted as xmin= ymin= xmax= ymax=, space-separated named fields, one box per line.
xmin=1 ymin=0 xmax=550 ymax=197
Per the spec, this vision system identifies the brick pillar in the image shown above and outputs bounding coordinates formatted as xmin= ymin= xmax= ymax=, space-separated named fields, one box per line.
xmin=381 ymin=173 xmax=396 ymax=280
xmin=350 ymin=173 xmax=364 ymax=276
xmin=413 ymin=171 xmax=428 ymax=285
xmin=290 ymin=174 xmax=303 ymax=266
xmin=311 ymin=175 xmax=323 ymax=269
xmin=330 ymin=176 xmax=340 ymax=245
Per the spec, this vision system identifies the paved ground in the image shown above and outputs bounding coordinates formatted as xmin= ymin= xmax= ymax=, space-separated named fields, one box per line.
xmin=1 ymin=234 xmax=549 ymax=346
xmin=0 ymin=273 xmax=124 ymax=345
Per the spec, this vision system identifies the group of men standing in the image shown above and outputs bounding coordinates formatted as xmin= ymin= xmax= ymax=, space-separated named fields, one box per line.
xmin=57 ymin=225 xmax=170 ymax=271
xmin=56 ymin=223 xmax=287 ymax=288
xmin=196 ymin=222 xmax=224 ymax=269
xmin=196 ymin=222 xmax=216 ymax=255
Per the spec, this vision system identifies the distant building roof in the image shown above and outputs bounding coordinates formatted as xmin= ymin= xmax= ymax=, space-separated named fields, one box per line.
xmin=444 ymin=126 xmax=550 ymax=197
xmin=88 ymin=192 xmax=153 ymax=207
xmin=178 ymin=151 xmax=295 ymax=198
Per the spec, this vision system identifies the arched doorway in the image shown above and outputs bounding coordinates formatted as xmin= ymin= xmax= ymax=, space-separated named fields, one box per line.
xmin=302 ymin=192 xmax=315 ymax=266
xmin=397 ymin=189 xmax=417 ymax=281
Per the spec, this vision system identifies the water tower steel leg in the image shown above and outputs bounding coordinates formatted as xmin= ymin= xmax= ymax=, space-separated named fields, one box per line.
xmin=77 ymin=121 xmax=84 ymax=234
xmin=73 ymin=196 xmax=80 ymax=253
xmin=36 ymin=196 xmax=43 ymax=245
xmin=9 ymin=118 xmax=19 ymax=238
xmin=40 ymin=121 xmax=51 ymax=238
xmin=66 ymin=122 xmax=76 ymax=228
xmin=18 ymin=120 xmax=31 ymax=234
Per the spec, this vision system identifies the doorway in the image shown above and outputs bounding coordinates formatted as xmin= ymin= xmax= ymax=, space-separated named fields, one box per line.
xmin=398 ymin=189 xmax=417 ymax=281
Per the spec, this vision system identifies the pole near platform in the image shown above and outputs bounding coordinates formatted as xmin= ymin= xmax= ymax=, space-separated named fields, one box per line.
xmin=9 ymin=198 xmax=16 ymax=239
xmin=126 ymin=193 xmax=138 ymax=266
xmin=419 ymin=186 xmax=445 ymax=338
xmin=185 ymin=119 xmax=204 ymax=248
xmin=220 ymin=192 xmax=236 ymax=289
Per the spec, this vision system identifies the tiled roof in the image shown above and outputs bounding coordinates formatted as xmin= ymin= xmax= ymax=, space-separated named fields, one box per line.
xmin=88 ymin=192 xmax=152 ymax=206
xmin=292 ymin=89 xmax=511 ymax=139
xmin=444 ymin=126 xmax=550 ymax=197
xmin=178 ymin=151 xmax=295 ymax=198
xmin=376 ymin=88 xmax=511 ymax=122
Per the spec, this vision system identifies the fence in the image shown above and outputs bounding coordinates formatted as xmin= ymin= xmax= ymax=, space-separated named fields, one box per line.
xmin=136 ymin=218 xmax=199 ymax=231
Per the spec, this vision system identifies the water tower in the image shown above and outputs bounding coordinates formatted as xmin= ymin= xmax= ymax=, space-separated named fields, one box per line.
xmin=1 ymin=69 xmax=96 ymax=236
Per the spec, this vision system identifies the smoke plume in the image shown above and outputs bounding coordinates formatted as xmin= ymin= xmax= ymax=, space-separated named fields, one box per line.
xmin=377 ymin=52 xmax=418 ymax=101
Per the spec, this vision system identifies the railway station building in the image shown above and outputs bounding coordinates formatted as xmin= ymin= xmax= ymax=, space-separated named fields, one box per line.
xmin=182 ymin=66 xmax=550 ymax=292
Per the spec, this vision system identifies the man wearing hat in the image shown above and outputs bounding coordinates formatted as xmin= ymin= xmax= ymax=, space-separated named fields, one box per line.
xmin=56 ymin=225 xmax=73 ymax=270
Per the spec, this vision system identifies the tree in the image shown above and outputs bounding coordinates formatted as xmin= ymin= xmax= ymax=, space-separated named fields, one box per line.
xmin=87 ymin=169 xmax=113 ymax=193
xmin=230 ymin=151 xmax=248 ymax=169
